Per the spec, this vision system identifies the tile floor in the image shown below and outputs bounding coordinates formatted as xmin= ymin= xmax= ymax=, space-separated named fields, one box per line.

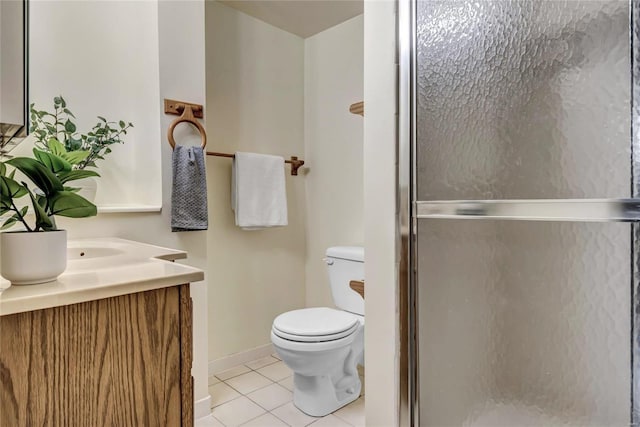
xmin=196 ymin=354 xmax=365 ymax=427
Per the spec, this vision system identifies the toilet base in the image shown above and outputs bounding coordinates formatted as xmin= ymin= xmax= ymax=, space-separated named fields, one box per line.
xmin=292 ymin=371 xmax=361 ymax=417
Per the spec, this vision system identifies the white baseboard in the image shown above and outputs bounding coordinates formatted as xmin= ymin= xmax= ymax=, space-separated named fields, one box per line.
xmin=208 ymin=343 xmax=275 ymax=377
xmin=194 ymin=395 xmax=211 ymax=420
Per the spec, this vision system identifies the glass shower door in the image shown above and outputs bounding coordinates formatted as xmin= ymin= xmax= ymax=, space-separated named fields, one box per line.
xmin=407 ymin=0 xmax=640 ymax=425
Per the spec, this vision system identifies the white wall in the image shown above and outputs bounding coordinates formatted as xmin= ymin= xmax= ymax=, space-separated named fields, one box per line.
xmin=205 ymin=1 xmax=307 ymax=361
xmin=22 ymin=0 xmax=211 ymax=417
xmin=29 ymin=0 xmax=161 ymax=209
xmin=363 ymin=0 xmax=398 ymax=425
xmin=304 ymin=15 xmax=364 ymax=309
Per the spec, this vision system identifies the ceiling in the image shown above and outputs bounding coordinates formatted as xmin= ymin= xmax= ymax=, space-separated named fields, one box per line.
xmin=218 ymin=0 xmax=364 ymax=38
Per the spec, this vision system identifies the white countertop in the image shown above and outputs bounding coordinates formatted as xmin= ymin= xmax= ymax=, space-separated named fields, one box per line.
xmin=0 ymin=238 xmax=204 ymax=316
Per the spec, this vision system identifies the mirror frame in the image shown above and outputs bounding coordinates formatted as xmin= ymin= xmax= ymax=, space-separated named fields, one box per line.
xmin=0 ymin=0 xmax=29 ymax=155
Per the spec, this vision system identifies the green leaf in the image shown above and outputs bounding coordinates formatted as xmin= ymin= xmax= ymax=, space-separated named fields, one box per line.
xmin=63 ymin=108 xmax=75 ymax=118
xmin=0 ymin=176 xmax=28 ymax=199
xmin=36 ymin=195 xmax=46 ymax=208
xmin=58 ymin=169 xmax=100 ymax=184
xmin=32 ymin=149 xmax=73 ymax=174
xmin=47 ymin=138 xmax=67 ymax=156
xmin=67 ymin=137 xmax=83 ymax=151
xmin=97 ymin=116 xmax=106 ymax=122
xmin=27 ymin=188 xmax=55 ymax=231
xmin=63 ymin=186 xmax=81 ymax=193
xmin=62 ymin=150 xmax=90 ymax=166
xmin=49 ymin=191 xmax=97 ymax=218
xmin=2 ymin=206 xmax=31 ymax=231
xmin=0 ymin=216 xmax=18 ymax=230
xmin=6 ymin=157 xmax=64 ymax=196
xmin=0 ymin=162 xmax=5 ymax=176
xmin=64 ymin=119 xmax=76 ymax=133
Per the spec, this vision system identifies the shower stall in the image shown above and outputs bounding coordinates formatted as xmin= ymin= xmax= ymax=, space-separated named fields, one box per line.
xmin=400 ymin=0 xmax=640 ymax=425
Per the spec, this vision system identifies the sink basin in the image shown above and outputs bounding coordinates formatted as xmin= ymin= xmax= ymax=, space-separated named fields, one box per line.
xmin=67 ymin=247 xmax=124 ymax=260
xmin=58 ymin=238 xmax=186 ymax=274
xmin=66 ymin=240 xmax=134 ymax=271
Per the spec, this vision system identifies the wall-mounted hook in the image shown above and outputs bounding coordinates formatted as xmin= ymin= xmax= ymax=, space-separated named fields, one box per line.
xmin=164 ymin=99 xmax=206 ymax=149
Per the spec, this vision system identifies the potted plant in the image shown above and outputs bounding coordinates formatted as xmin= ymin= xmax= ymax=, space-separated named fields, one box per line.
xmin=0 ymin=144 xmax=98 ymax=285
xmin=29 ymin=96 xmax=133 ymax=200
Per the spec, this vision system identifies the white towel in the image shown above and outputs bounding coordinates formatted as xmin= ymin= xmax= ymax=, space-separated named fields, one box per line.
xmin=232 ymin=152 xmax=288 ymax=230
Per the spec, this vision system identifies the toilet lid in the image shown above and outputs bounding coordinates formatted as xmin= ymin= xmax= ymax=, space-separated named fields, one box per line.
xmin=272 ymin=307 xmax=359 ymax=341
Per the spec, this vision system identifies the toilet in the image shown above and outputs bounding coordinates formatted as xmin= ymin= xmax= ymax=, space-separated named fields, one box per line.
xmin=271 ymin=246 xmax=364 ymax=417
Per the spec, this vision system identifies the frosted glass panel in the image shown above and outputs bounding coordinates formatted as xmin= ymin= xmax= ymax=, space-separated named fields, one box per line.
xmin=416 ymin=0 xmax=630 ymax=200
xmin=417 ymin=220 xmax=630 ymax=426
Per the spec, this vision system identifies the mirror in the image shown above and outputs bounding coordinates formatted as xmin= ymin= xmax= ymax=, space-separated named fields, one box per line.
xmin=25 ymin=0 xmax=162 ymax=210
xmin=0 ymin=0 xmax=28 ymax=154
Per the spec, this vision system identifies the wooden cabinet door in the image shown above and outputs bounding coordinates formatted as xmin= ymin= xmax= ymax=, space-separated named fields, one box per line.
xmin=0 ymin=284 xmax=192 ymax=426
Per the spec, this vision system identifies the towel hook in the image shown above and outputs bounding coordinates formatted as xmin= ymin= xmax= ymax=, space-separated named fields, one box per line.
xmin=167 ymin=103 xmax=207 ymax=150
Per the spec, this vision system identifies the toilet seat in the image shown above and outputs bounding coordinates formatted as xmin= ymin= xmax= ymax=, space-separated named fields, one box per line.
xmin=273 ymin=307 xmax=359 ymax=343
xmin=273 ymin=322 xmax=359 ymax=342
xmin=271 ymin=327 xmax=361 ymax=353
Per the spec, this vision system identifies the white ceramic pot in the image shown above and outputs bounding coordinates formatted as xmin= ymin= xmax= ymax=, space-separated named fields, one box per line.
xmin=73 ymin=177 xmax=97 ymax=202
xmin=0 ymin=230 xmax=67 ymax=285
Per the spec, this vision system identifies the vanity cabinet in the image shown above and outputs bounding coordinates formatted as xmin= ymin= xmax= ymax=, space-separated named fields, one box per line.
xmin=0 ymin=283 xmax=193 ymax=426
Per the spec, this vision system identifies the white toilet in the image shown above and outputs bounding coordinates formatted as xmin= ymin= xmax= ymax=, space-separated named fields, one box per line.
xmin=271 ymin=246 xmax=364 ymax=417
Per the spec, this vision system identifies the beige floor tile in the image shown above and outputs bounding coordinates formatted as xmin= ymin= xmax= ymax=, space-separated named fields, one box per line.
xmin=226 ymin=371 xmax=273 ymax=395
xmin=278 ymin=376 xmax=294 ymax=392
xmin=271 ymin=402 xmax=318 ymax=427
xmin=209 ymin=375 xmax=221 ymax=386
xmin=333 ymin=397 xmax=365 ymax=426
xmin=247 ymin=383 xmax=292 ymax=411
xmin=195 ymin=415 xmax=226 ymax=427
xmin=246 ymin=355 xmax=279 ymax=370
xmin=309 ymin=414 xmax=351 ymax=427
xmin=215 ymin=364 xmax=252 ymax=381
xmin=210 ymin=382 xmax=242 ymax=408
xmin=257 ymin=361 xmax=292 ymax=382
xmin=212 ymin=396 xmax=266 ymax=426
xmin=241 ymin=413 xmax=288 ymax=427
xmin=359 ymin=375 xmax=365 ymax=397
xmin=271 ymin=352 xmax=282 ymax=360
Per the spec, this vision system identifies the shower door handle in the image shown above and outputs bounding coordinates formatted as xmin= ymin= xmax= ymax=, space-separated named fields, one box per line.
xmin=414 ymin=199 xmax=640 ymax=222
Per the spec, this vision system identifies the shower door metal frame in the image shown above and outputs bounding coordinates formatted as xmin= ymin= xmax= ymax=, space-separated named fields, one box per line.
xmin=631 ymin=0 xmax=640 ymax=422
xmin=397 ymin=0 xmax=417 ymax=425
xmin=399 ymin=0 xmax=640 ymax=424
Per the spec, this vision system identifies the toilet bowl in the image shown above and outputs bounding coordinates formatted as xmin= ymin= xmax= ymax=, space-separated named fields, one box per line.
xmin=271 ymin=247 xmax=364 ymax=417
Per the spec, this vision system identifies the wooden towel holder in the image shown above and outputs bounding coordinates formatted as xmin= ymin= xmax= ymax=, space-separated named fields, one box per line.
xmin=165 ymin=99 xmax=305 ymax=176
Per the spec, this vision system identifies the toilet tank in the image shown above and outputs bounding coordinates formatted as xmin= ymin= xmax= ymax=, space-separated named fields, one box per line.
xmin=325 ymin=246 xmax=364 ymax=315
